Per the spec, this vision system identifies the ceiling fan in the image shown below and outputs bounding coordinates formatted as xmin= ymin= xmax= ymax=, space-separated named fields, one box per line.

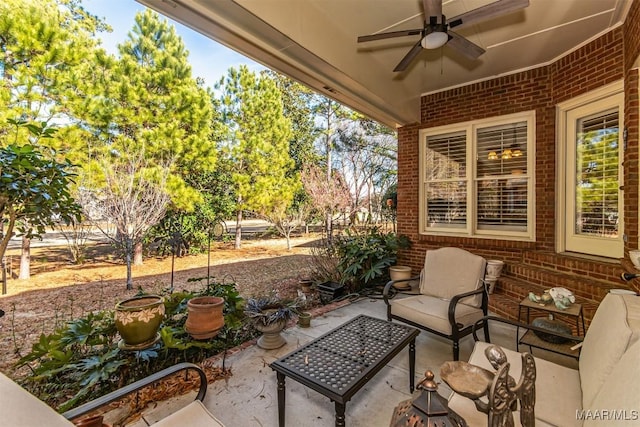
xmin=357 ymin=0 xmax=530 ymax=72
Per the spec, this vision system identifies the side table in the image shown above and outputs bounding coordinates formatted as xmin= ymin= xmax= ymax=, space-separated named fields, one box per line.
xmin=517 ymin=297 xmax=585 ymax=359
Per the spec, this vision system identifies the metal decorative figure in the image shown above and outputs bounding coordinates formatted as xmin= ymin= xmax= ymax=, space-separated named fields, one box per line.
xmin=440 ymin=345 xmax=536 ymax=427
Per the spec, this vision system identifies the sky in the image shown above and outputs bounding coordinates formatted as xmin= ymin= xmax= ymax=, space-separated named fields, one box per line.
xmin=82 ymin=0 xmax=263 ymax=90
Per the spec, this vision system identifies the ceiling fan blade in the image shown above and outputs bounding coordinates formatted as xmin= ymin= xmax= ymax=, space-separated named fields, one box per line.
xmin=447 ymin=31 xmax=485 ymax=60
xmin=448 ymin=0 xmax=529 ymax=30
xmin=394 ymin=40 xmax=424 ymax=72
xmin=423 ymin=0 xmax=442 ymax=22
xmin=358 ymin=29 xmax=423 ymax=43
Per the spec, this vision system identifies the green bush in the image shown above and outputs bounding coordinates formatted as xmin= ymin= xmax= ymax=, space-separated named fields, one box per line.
xmin=16 ymin=280 xmax=251 ymax=412
xmin=333 ymin=227 xmax=411 ymax=290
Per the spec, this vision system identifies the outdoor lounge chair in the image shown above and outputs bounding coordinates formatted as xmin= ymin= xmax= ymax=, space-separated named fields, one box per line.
xmin=0 ymin=362 xmax=226 ymax=427
xmin=383 ymin=247 xmax=489 ymax=360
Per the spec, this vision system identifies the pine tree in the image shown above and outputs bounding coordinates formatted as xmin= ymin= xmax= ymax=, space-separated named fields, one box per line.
xmin=0 ymin=0 xmax=106 ymax=278
xmin=69 ymin=10 xmax=218 ymax=288
xmin=217 ymin=66 xmax=297 ymax=249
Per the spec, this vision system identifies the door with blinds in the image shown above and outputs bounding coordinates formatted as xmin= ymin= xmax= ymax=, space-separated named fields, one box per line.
xmin=564 ymin=92 xmax=624 ymax=258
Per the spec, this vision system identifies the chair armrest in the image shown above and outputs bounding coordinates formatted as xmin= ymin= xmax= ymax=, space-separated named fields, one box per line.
xmin=62 ymin=362 xmax=207 ymax=421
xmin=448 ymin=286 xmax=487 ymax=326
xmin=471 ymin=315 xmax=585 ymax=343
xmin=383 ymin=275 xmax=420 ymax=304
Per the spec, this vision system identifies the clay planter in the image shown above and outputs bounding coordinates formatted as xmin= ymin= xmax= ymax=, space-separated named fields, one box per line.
xmin=299 ymin=279 xmax=313 ymax=293
xmin=185 ymin=296 xmax=225 ymax=340
xmin=115 ymin=295 xmax=164 ymax=350
xmin=297 ymin=312 xmax=311 ymax=328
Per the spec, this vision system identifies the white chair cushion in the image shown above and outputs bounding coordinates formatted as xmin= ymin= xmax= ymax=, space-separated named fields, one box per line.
xmin=420 ymin=247 xmax=486 ymax=307
xmin=0 ymin=372 xmax=74 ymax=427
xmin=584 ymin=339 xmax=640 ymax=426
xmin=390 ymin=294 xmax=483 ymax=335
xmin=154 ymin=400 xmax=226 ymax=427
xmin=579 ymin=294 xmax=636 ymax=408
xmin=449 ymin=341 xmax=583 ymax=427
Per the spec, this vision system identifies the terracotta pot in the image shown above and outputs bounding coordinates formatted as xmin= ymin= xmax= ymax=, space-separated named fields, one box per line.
xmin=185 ymin=296 xmax=225 ymax=340
xmin=115 ymin=295 xmax=164 ymax=349
xmin=299 ymin=279 xmax=313 ymax=293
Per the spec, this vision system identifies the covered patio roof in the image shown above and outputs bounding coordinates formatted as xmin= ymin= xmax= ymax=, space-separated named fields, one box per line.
xmin=138 ymin=0 xmax=630 ymax=129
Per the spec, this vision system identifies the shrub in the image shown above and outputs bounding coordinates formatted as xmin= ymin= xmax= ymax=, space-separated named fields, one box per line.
xmin=16 ymin=280 xmax=250 ymax=412
xmin=310 ymin=227 xmax=411 ymax=291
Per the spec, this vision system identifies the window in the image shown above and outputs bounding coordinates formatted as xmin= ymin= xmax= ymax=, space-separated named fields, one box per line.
xmin=419 ymin=111 xmax=535 ymax=240
xmin=557 ymin=82 xmax=623 ymax=258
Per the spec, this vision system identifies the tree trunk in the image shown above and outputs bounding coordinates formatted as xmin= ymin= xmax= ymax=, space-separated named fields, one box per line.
xmin=19 ymin=236 xmax=30 ymax=280
xmin=234 ymin=209 xmax=243 ymax=249
xmin=126 ymin=237 xmax=133 ymax=290
xmin=325 ymin=210 xmax=333 ymax=244
xmin=134 ymin=240 xmax=143 ymax=265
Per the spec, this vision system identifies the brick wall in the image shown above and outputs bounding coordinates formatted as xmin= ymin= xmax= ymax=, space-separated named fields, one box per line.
xmin=397 ymin=0 xmax=640 ymax=300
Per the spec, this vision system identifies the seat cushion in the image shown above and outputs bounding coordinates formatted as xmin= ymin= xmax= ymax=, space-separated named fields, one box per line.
xmin=579 ymin=294 xmax=638 ymax=408
xmin=584 ymin=339 xmax=640 ymax=426
xmin=390 ymin=294 xmax=483 ymax=335
xmin=448 ymin=341 xmax=583 ymax=427
xmin=0 ymin=372 xmax=73 ymax=427
xmin=154 ymin=400 xmax=226 ymax=427
xmin=420 ymin=247 xmax=486 ymax=307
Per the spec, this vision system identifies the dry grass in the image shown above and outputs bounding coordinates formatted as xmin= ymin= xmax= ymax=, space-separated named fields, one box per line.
xmin=0 ymin=235 xmax=320 ymax=378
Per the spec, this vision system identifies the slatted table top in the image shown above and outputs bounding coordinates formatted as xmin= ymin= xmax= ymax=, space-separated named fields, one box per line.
xmin=270 ymin=314 xmax=419 ymax=403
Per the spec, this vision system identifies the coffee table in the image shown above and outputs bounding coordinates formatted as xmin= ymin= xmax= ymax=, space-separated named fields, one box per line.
xmin=270 ymin=314 xmax=420 ymax=427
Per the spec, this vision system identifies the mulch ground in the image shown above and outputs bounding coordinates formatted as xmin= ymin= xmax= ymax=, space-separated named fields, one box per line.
xmin=0 ymin=235 xmax=322 ymax=379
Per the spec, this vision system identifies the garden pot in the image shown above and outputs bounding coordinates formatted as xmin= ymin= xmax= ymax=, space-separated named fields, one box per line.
xmin=299 ymin=279 xmax=313 ymax=293
xmin=297 ymin=312 xmax=311 ymax=328
xmin=115 ymin=295 xmax=164 ymax=350
xmin=485 ymin=260 xmax=505 ymax=294
xmin=486 ymin=260 xmax=505 ymax=278
xmin=389 ymin=265 xmax=412 ymax=290
xmin=185 ymin=296 xmax=225 ymax=340
xmin=254 ymin=318 xmax=287 ymax=349
xmin=317 ymin=281 xmax=345 ymax=304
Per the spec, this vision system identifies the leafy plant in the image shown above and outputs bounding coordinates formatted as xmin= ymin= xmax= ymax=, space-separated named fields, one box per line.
xmin=15 ymin=280 xmax=251 ymax=412
xmin=244 ymin=294 xmax=299 ymax=326
xmin=333 ymin=227 xmax=411 ymax=289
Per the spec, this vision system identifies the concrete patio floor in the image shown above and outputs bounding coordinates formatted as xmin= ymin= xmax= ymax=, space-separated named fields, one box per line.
xmin=130 ymin=295 xmax=578 ymax=427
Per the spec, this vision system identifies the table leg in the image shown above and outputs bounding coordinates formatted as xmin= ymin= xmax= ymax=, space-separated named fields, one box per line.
xmin=409 ymin=338 xmax=416 ymax=393
xmin=335 ymin=401 xmax=346 ymax=427
xmin=277 ymin=372 xmax=286 ymax=427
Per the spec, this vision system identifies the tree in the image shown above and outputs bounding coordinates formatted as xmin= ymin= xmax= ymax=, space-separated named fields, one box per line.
xmin=334 ymin=117 xmax=397 ymax=224
xmin=301 ymin=163 xmax=351 ymax=233
xmin=312 ymin=96 xmax=358 ymax=241
xmin=217 ymin=66 xmax=297 ymax=249
xmin=0 ymin=0 xmax=106 ymax=278
xmin=69 ymin=10 xmax=218 ymax=272
xmin=0 ymin=133 xmax=81 ymax=293
xmin=91 ymin=148 xmax=172 ymax=290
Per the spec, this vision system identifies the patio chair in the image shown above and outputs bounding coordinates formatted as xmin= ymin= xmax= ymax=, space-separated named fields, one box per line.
xmin=1 ymin=362 xmax=226 ymax=427
xmin=383 ymin=247 xmax=489 ymax=360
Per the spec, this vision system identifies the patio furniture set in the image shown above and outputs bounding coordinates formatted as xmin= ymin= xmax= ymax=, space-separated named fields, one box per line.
xmin=3 ymin=247 xmax=637 ymax=426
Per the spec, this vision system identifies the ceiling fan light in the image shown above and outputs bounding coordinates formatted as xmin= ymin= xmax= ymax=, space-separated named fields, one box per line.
xmin=421 ymin=31 xmax=448 ymax=49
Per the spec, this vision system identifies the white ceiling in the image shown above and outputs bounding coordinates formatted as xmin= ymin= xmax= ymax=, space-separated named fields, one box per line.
xmin=138 ymin=0 xmax=631 ymax=128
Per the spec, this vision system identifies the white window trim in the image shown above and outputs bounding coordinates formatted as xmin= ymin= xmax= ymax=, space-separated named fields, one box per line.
xmin=419 ymin=111 xmax=536 ymax=241
xmin=556 ymin=81 xmax=624 ymax=258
